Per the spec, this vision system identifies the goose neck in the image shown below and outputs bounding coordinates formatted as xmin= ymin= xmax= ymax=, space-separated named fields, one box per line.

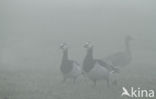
xmin=62 ymin=49 xmax=69 ymax=60
xmin=86 ymin=47 xmax=93 ymax=59
xmin=125 ymin=40 xmax=131 ymax=55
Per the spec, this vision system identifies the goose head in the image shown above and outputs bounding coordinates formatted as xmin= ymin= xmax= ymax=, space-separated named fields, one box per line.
xmin=83 ymin=42 xmax=93 ymax=49
xmin=60 ymin=43 xmax=68 ymax=50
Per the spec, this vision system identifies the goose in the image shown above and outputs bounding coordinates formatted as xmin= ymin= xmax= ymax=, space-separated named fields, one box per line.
xmin=105 ymin=35 xmax=133 ymax=68
xmin=82 ymin=42 xmax=118 ymax=87
xmin=60 ymin=43 xmax=82 ymax=83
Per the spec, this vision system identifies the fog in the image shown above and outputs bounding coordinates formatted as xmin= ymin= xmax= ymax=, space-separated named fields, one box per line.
xmin=1 ymin=0 xmax=156 ymax=99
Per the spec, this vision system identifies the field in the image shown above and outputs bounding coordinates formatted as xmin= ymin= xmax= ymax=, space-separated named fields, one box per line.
xmin=0 ymin=57 xmax=155 ymax=99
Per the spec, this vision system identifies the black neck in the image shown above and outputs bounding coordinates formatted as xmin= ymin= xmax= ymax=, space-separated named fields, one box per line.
xmin=125 ymin=39 xmax=131 ymax=55
xmin=62 ymin=49 xmax=69 ymax=61
xmin=86 ymin=47 xmax=93 ymax=59
xmin=83 ymin=47 xmax=95 ymax=73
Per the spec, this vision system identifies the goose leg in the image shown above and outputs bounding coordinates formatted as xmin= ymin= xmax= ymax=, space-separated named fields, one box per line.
xmin=106 ymin=76 xmax=110 ymax=88
xmin=111 ymin=73 xmax=118 ymax=86
xmin=112 ymin=79 xmax=118 ymax=86
xmin=73 ymin=77 xmax=77 ymax=84
xmin=92 ymin=80 xmax=97 ymax=87
xmin=106 ymin=79 xmax=110 ymax=88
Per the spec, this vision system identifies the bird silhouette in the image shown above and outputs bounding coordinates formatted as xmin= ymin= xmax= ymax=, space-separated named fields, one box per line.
xmin=82 ymin=42 xmax=118 ymax=87
xmin=60 ymin=43 xmax=82 ymax=83
xmin=105 ymin=35 xmax=133 ymax=68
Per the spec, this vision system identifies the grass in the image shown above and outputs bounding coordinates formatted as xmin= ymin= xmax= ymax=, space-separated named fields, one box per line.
xmin=0 ymin=63 xmax=155 ymax=99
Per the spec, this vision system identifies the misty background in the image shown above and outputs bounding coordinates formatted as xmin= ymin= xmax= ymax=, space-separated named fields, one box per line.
xmin=0 ymin=0 xmax=156 ymax=99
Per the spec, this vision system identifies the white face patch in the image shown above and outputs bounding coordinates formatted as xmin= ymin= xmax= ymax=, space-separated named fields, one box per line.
xmin=60 ymin=43 xmax=68 ymax=49
xmin=84 ymin=42 xmax=93 ymax=48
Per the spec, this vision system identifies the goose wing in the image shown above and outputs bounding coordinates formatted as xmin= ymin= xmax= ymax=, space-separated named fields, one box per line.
xmin=69 ymin=60 xmax=82 ymax=77
xmin=105 ymin=52 xmax=129 ymax=67
xmin=95 ymin=59 xmax=119 ymax=73
xmin=60 ymin=60 xmax=74 ymax=74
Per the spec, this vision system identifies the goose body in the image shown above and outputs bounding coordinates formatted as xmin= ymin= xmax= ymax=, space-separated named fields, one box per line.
xmin=106 ymin=35 xmax=133 ymax=68
xmin=82 ymin=42 xmax=114 ymax=86
xmin=62 ymin=61 xmax=81 ymax=79
xmin=60 ymin=43 xmax=81 ymax=83
xmin=106 ymin=52 xmax=131 ymax=67
xmin=86 ymin=62 xmax=109 ymax=82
